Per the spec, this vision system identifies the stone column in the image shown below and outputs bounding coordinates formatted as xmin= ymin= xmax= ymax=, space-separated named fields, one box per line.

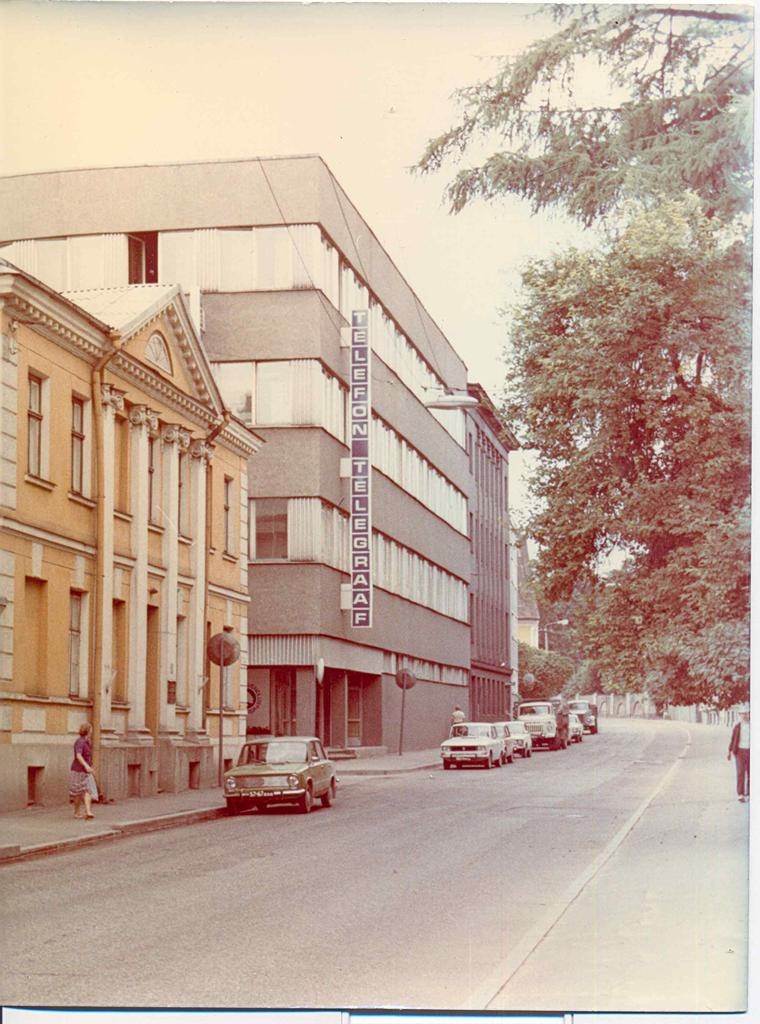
xmin=159 ymin=424 xmax=191 ymax=735
xmin=98 ymin=384 xmax=125 ymax=736
xmin=126 ymin=405 xmax=158 ymax=736
xmin=187 ymin=439 xmax=212 ymax=735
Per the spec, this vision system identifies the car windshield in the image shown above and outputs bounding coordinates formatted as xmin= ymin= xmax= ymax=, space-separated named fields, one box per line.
xmin=520 ymin=705 xmax=551 ymax=716
xmin=450 ymin=725 xmax=491 ymax=738
xmin=238 ymin=740 xmax=308 ymax=766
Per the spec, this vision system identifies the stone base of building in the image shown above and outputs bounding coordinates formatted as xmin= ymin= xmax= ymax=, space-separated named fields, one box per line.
xmin=0 ymin=732 xmax=234 ymax=811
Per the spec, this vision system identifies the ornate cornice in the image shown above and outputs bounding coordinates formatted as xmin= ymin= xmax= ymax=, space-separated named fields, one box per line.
xmin=1 ymin=292 xmax=103 ymax=361
xmin=113 ymin=352 xmax=214 ymax=429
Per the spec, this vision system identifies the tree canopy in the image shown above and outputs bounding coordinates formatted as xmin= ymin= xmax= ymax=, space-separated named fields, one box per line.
xmin=417 ymin=4 xmax=753 ymax=225
xmin=508 ymin=199 xmax=751 ymax=707
xmin=517 ymin=641 xmax=576 ymax=700
xmin=418 ymin=4 xmax=752 ymax=708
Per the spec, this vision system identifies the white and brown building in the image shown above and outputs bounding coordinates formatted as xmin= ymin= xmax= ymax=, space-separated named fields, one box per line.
xmin=0 ymin=260 xmax=260 ymax=810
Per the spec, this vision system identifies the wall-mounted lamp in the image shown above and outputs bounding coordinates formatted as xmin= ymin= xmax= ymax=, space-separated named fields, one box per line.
xmin=424 ymin=388 xmax=479 ymax=411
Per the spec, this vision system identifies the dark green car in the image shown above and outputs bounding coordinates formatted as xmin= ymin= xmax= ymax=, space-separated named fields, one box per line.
xmin=224 ymin=736 xmax=336 ymax=815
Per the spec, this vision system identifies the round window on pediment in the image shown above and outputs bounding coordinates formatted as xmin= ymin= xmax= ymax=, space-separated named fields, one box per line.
xmin=145 ymin=332 xmax=173 ymax=375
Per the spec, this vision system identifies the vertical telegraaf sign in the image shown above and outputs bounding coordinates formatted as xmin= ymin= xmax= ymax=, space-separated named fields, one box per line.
xmin=350 ymin=310 xmax=372 ymax=627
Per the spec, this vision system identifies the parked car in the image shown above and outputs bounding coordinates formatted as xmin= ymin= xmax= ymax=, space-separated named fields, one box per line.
xmin=567 ymin=699 xmax=599 ymax=734
xmin=224 ymin=736 xmax=336 ymax=815
xmin=493 ymin=723 xmax=518 ymax=764
xmin=568 ymin=712 xmax=584 ymax=743
xmin=517 ymin=700 xmax=569 ymax=750
xmin=502 ymin=720 xmax=532 ymax=758
xmin=441 ymin=722 xmax=503 ymax=769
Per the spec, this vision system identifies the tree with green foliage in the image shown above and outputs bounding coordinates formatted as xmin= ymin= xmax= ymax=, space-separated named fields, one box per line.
xmin=417 ymin=4 xmax=753 ymax=225
xmin=418 ymin=4 xmax=752 ymax=709
xmin=517 ymin=641 xmax=576 ymax=700
xmin=510 ymin=200 xmax=750 ymax=708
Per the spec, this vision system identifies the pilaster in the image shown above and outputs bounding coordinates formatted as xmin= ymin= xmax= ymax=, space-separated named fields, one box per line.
xmin=98 ymin=384 xmax=124 ymax=735
xmin=159 ymin=424 xmax=191 ymax=734
xmin=188 ymin=439 xmax=212 ymax=734
xmin=127 ymin=405 xmax=158 ymax=735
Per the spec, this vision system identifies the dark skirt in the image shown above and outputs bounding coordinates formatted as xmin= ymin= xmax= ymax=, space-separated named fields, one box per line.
xmin=69 ymin=770 xmax=89 ymax=796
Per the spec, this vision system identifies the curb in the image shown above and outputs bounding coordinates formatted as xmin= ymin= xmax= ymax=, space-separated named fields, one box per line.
xmin=0 ymin=760 xmax=440 ymax=865
xmin=1 ymin=807 xmax=226 ymax=865
xmin=338 ymin=761 xmax=440 ymax=776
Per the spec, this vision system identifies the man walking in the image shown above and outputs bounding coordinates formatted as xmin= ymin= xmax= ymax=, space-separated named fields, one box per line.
xmin=451 ymin=705 xmax=466 ymax=726
xmin=727 ymin=709 xmax=750 ymax=802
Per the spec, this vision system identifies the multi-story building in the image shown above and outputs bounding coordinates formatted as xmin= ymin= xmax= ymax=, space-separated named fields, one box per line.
xmin=466 ymin=383 xmax=520 ymax=720
xmin=0 ymin=260 xmax=259 ymax=810
xmin=516 ymin=539 xmax=540 ymax=647
xmin=0 ymin=157 xmax=476 ymax=753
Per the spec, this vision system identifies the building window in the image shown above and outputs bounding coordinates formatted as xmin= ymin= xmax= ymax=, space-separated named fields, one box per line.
xmin=69 ymin=592 xmax=83 ymax=697
xmin=27 ymin=374 xmax=44 ymax=478
xmin=71 ymin=397 xmax=85 ymax=494
xmin=253 ymin=498 xmax=288 ymax=559
xmin=224 ymin=476 xmax=234 ymax=555
xmin=145 ymin=332 xmax=172 ymax=375
xmin=178 ymin=451 xmax=190 ymax=537
xmin=176 ymin=615 xmax=187 ymax=707
xmin=212 ymin=362 xmax=253 ymax=424
xmin=112 ymin=598 xmax=127 ymax=703
xmin=113 ymin=414 xmax=129 ymax=512
xmin=128 ymin=232 xmax=158 ymax=284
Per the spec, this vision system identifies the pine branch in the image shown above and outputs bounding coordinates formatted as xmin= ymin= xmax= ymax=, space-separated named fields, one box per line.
xmin=646 ymin=8 xmax=753 ymax=24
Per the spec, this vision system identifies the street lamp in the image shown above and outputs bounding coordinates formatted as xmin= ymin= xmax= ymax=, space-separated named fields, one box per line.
xmin=423 ymin=388 xmax=480 ymax=410
xmin=541 ymin=618 xmax=569 ymax=651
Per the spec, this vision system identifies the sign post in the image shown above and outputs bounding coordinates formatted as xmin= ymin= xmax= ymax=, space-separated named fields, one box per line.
xmin=207 ymin=632 xmax=240 ymax=786
xmin=395 ymin=668 xmax=416 ymax=755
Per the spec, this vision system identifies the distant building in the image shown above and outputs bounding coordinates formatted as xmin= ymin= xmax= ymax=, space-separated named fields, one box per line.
xmin=466 ymin=383 xmax=519 ymax=720
xmin=516 ymin=538 xmax=540 ymax=648
xmin=0 ymin=157 xmax=474 ymax=753
xmin=0 ymin=260 xmax=259 ymax=810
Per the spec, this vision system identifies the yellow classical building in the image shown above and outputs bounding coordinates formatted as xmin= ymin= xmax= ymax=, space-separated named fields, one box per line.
xmin=0 ymin=260 xmax=261 ymax=810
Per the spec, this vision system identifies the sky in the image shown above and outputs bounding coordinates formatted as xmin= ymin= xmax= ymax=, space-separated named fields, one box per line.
xmin=0 ymin=1 xmax=594 ymax=520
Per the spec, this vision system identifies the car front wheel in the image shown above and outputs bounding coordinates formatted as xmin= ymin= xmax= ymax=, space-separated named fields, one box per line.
xmin=321 ymin=779 xmax=336 ymax=807
xmin=299 ymin=784 xmax=314 ymax=814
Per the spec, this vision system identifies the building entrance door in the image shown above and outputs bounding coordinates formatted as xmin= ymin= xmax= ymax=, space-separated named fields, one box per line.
xmin=347 ymin=682 xmax=362 ymax=747
xmin=272 ymin=668 xmax=296 ymax=736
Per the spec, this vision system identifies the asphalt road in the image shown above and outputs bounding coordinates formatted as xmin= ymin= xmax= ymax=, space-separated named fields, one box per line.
xmin=0 ymin=719 xmax=748 ymax=1011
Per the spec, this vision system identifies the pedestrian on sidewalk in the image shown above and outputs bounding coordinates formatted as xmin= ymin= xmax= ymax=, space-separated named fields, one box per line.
xmin=70 ymin=722 xmax=96 ymax=819
xmin=727 ymin=709 xmax=750 ymax=802
xmin=451 ymin=705 xmax=466 ymax=726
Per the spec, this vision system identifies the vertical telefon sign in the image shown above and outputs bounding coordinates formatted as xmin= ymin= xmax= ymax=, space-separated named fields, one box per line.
xmin=350 ymin=310 xmax=372 ymax=627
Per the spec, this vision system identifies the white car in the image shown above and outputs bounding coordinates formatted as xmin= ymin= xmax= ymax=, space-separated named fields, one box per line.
xmin=502 ymin=720 xmax=532 ymax=758
xmin=568 ymin=712 xmax=584 ymax=743
xmin=441 ymin=722 xmax=503 ymax=770
xmin=493 ymin=722 xmax=518 ymax=764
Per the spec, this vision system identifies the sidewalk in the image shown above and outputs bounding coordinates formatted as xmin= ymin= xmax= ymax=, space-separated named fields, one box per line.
xmin=0 ymin=747 xmax=441 ymax=865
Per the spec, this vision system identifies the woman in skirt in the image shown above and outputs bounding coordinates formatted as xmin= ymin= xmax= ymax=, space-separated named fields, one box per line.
xmin=70 ymin=722 xmax=95 ymax=819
